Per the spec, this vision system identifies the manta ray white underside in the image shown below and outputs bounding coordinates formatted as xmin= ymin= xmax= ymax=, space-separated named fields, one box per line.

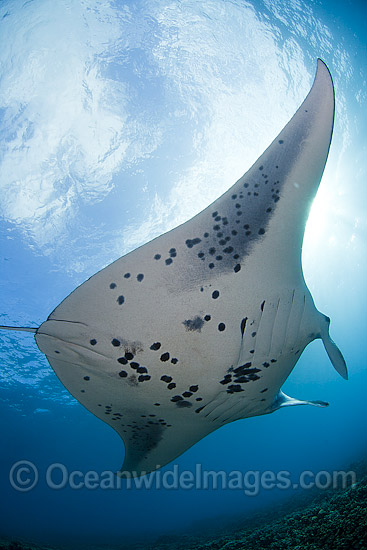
xmin=1 ymin=59 xmax=347 ymax=477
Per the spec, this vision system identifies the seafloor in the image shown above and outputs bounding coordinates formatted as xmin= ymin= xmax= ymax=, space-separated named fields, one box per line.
xmin=1 ymin=460 xmax=366 ymax=550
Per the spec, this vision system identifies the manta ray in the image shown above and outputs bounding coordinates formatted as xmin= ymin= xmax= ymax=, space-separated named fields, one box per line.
xmin=1 ymin=59 xmax=347 ymax=477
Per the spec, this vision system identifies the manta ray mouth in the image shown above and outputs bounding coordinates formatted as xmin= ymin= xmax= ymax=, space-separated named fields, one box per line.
xmin=35 ymin=319 xmax=109 ymax=365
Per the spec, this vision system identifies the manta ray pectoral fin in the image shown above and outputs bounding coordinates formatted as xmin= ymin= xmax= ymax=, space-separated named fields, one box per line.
xmin=270 ymin=391 xmax=329 ymax=413
xmin=321 ymin=332 xmax=348 ymax=380
xmin=318 ymin=315 xmax=348 ymax=380
xmin=322 ymin=334 xmax=348 ymax=380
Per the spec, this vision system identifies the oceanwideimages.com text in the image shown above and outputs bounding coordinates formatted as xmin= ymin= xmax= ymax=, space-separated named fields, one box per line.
xmin=9 ymin=460 xmax=357 ymax=496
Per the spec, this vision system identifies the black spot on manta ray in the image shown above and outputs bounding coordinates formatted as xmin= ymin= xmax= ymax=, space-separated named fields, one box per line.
xmin=90 ymin=339 xmax=97 ymax=345
xmin=117 ymin=295 xmax=125 ymax=305
xmin=176 ymin=400 xmax=192 ymax=408
xmin=138 ymin=374 xmax=151 ymax=382
xmin=227 ymin=384 xmax=244 ymax=393
xmin=186 ymin=238 xmax=202 ymax=248
xmin=125 ymin=352 xmax=134 ymax=360
xmin=220 ymin=375 xmax=232 ymax=385
xmin=165 ymin=258 xmax=173 ymax=265
xmin=124 ymin=273 xmax=131 ymax=278
xmin=118 ymin=370 xmax=128 ymax=378
xmin=171 ymin=358 xmax=178 ymax=364
xmin=160 ymin=352 xmax=170 ymax=362
xmin=109 ymin=283 xmax=116 ymax=289
xmin=137 ymin=273 xmax=144 ymax=282
xmin=240 ymin=318 xmax=247 ymax=336
xmin=235 ymin=376 xmax=250 ymax=383
xmin=183 ymin=316 xmax=205 ymax=332
xmin=233 ymin=363 xmax=253 ymax=374
xmin=150 ymin=342 xmax=161 ymax=351
xmin=83 ymin=376 xmax=90 ymax=381
xmin=154 ymin=254 xmax=161 ymax=260
xmin=218 ymin=323 xmax=226 ymax=332
xmin=212 ymin=290 xmax=220 ymax=299
xmin=161 ymin=375 xmax=172 ymax=383
xmin=189 ymin=385 xmax=198 ymax=392
xmin=111 ymin=339 xmax=121 ymax=347
xmin=118 ymin=357 xmax=128 ymax=365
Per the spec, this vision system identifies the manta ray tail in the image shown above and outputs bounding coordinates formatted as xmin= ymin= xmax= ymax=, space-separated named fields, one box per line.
xmin=0 ymin=325 xmax=38 ymax=333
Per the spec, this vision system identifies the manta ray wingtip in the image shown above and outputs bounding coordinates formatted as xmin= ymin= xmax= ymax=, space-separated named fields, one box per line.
xmin=316 ymin=57 xmax=327 ymax=66
xmin=316 ymin=57 xmax=330 ymax=73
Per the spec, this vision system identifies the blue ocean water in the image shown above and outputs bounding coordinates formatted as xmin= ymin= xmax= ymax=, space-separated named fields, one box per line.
xmin=0 ymin=0 xmax=366 ymax=547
